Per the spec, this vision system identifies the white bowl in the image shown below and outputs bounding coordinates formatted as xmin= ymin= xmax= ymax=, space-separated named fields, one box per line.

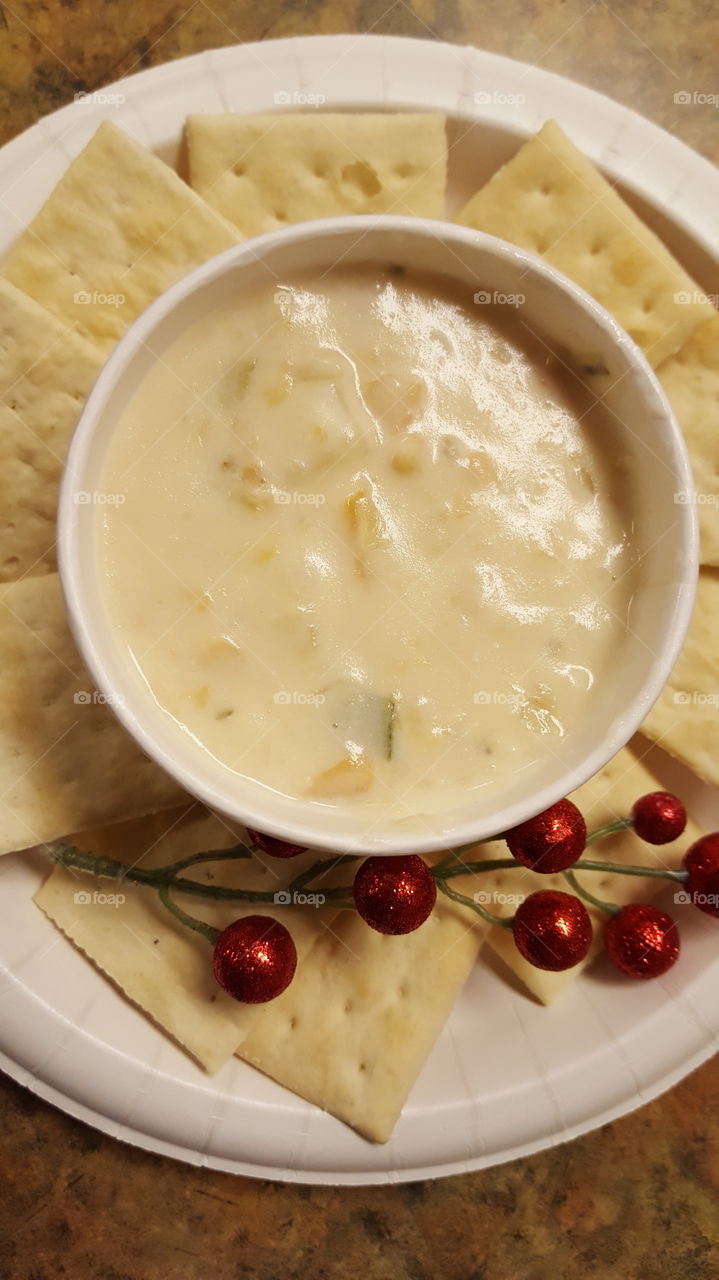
xmin=58 ymin=215 xmax=698 ymax=854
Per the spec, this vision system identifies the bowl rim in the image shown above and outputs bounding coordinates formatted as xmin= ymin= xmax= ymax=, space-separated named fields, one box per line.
xmin=58 ymin=213 xmax=699 ymax=854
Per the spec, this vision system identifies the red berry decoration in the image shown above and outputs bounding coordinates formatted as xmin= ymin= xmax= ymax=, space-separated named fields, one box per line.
xmin=683 ymin=833 xmax=719 ymax=918
xmin=247 ymin=828 xmax=306 ymax=858
xmin=505 ymin=799 xmax=587 ymax=873
xmin=512 ymin=890 xmax=593 ymax=971
xmin=213 ymin=915 xmax=297 ymax=1003
xmin=604 ymin=904 xmax=680 ymax=979
xmin=353 ymin=855 xmax=437 ymax=935
xmin=631 ymin=791 xmax=687 ymax=844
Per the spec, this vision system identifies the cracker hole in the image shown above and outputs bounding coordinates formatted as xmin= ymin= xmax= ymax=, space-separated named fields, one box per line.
xmin=341 ymin=161 xmax=382 ymax=198
xmin=540 ymin=183 xmax=553 ymax=196
xmin=395 ymin=162 xmax=414 ymax=179
xmin=233 ymin=163 xmax=246 ymax=177
xmin=397 ymin=984 xmax=409 ymax=999
xmin=313 ymin=165 xmax=327 ymax=179
xmin=289 ymin=1016 xmax=298 ymax=1030
xmin=590 ymin=242 xmax=605 ymax=256
xmin=274 ymin=210 xmax=287 ymax=222
xmin=358 ymin=1062 xmax=368 ymax=1073
xmin=598 ymin=877 xmax=611 ymax=890
xmin=343 ymin=1000 xmax=353 ymax=1014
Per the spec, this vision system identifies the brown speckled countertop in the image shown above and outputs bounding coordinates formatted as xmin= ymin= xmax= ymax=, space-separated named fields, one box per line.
xmin=1 ymin=3 xmax=718 ymax=1276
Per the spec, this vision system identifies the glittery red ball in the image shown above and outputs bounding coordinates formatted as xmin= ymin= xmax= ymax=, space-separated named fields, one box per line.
xmin=604 ymin=904 xmax=680 ymax=979
xmin=683 ymin=833 xmax=719 ymax=918
xmin=213 ymin=915 xmax=297 ymax=1003
xmin=631 ymin=791 xmax=687 ymax=844
xmin=512 ymin=890 xmax=593 ymax=971
xmin=505 ymin=799 xmax=587 ymax=873
xmin=353 ymin=855 xmax=437 ymax=935
xmin=247 ymin=828 xmax=306 ymax=858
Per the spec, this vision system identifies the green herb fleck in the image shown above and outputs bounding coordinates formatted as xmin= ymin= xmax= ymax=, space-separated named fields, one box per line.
xmin=386 ymin=696 xmax=397 ymax=760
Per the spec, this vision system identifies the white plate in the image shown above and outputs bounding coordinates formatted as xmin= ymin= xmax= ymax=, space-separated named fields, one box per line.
xmin=0 ymin=33 xmax=717 ymax=1186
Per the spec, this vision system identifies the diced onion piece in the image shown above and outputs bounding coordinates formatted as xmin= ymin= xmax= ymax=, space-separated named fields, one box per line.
xmin=308 ymin=756 xmax=374 ymax=797
xmin=344 ymin=482 xmax=389 ymax=550
xmin=228 ymin=462 xmax=271 ymax=511
xmin=363 ymin=375 xmax=426 ymax=431
xmin=518 ymin=684 xmax=564 ymax=736
xmin=322 ymin=681 xmax=396 ymax=759
xmin=264 ymin=367 xmax=293 ymax=405
xmin=391 ymin=433 xmax=427 ymax=474
xmin=191 ymin=685 xmax=209 ymax=709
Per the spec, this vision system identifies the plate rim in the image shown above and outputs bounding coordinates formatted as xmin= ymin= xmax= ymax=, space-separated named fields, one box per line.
xmin=0 ymin=1024 xmax=714 ymax=1186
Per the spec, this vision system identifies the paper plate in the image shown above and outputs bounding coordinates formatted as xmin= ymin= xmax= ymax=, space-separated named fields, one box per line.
xmin=0 ymin=33 xmax=717 ymax=1185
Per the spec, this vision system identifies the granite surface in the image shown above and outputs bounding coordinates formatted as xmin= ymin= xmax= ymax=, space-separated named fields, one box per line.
xmin=0 ymin=1 xmax=718 ymax=1276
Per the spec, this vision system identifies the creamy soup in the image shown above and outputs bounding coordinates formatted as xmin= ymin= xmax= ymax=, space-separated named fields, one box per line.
xmin=98 ymin=265 xmax=637 ymax=825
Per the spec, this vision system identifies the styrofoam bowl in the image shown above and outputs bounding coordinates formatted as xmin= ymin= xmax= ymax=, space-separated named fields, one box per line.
xmin=58 ymin=214 xmax=698 ymax=854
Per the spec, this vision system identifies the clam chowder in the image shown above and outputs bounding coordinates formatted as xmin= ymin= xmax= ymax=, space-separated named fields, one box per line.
xmin=98 ymin=265 xmax=637 ymax=824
